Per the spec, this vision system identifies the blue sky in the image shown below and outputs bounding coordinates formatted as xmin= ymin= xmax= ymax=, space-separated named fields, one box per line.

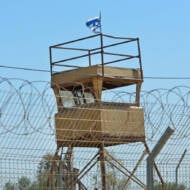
xmin=0 ymin=1 xmax=190 ymax=186
xmin=0 ymin=0 xmax=190 ymax=89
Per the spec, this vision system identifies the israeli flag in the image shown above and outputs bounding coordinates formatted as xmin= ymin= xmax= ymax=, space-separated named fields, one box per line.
xmin=86 ymin=16 xmax=101 ymax=33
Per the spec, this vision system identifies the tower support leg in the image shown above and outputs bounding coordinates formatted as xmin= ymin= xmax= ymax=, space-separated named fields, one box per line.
xmin=99 ymin=144 xmax=107 ymax=190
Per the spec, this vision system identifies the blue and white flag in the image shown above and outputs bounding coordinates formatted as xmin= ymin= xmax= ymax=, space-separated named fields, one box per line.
xmin=86 ymin=16 xmax=101 ymax=33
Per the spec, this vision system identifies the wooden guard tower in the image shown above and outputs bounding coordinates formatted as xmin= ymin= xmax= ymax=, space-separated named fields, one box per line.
xmin=49 ymin=33 xmax=145 ymax=189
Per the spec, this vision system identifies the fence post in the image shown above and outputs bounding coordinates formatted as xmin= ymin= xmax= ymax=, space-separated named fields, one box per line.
xmin=175 ymin=149 xmax=187 ymax=189
xmin=147 ymin=127 xmax=174 ymax=190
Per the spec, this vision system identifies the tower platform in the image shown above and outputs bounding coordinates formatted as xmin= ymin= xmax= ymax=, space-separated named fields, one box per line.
xmin=51 ymin=65 xmax=143 ymax=90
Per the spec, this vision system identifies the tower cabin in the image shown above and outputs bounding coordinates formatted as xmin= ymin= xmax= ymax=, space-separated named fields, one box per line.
xmin=50 ymin=33 xmax=145 ymax=148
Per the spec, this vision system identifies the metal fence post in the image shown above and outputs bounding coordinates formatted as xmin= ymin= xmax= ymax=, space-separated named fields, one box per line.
xmin=175 ymin=149 xmax=187 ymax=189
xmin=147 ymin=127 xmax=174 ymax=190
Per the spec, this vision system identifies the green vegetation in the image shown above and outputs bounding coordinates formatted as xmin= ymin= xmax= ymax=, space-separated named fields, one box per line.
xmin=154 ymin=182 xmax=187 ymax=190
xmin=3 ymin=154 xmax=53 ymax=190
xmin=4 ymin=177 xmax=36 ymax=190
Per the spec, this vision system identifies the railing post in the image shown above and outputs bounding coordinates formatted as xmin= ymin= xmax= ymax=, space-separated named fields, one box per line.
xmin=49 ymin=46 xmax=53 ymax=76
xmin=100 ymin=33 xmax=104 ymax=76
xmin=147 ymin=127 xmax=174 ymax=190
xmin=88 ymin=50 xmax=91 ymax=66
xmin=137 ymin=38 xmax=143 ymax=80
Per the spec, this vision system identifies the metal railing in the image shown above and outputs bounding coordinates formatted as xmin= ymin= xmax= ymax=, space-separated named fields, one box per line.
xmin=49 ymin=33 xmax=143 ymax=78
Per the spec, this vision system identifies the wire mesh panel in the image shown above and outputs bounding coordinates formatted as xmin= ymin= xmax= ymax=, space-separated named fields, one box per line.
xmin=0 ymin=78 xmax=190 ymax=189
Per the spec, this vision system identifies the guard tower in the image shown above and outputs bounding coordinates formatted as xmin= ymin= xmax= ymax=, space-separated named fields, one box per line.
xmin=49 ymin=33 xmax=145 ymax=189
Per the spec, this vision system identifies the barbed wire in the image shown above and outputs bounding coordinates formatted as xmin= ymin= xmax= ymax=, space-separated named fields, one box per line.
xmin=0 ymin=77 xmax=189 ymax=141
xmin=0 ymin=77 xmax=190 ymax=188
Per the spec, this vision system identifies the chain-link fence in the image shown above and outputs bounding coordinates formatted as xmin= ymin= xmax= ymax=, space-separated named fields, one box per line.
xmin=0 ymin=78 xmax=190 ymax=189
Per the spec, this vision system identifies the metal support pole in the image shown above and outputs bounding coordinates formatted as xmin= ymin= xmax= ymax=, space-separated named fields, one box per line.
xmin=57 ymin=161 xmax=64 ymax=189
xmin=147 ymin=127 xmax=174 ymax=190
xmin=175 ymin=149 xmax=187 ymax=189
xmin=137 ymin=38 xmax=143 ymax=80
xmin=88 ymin=50 xmax=91 ymax=66
xmin=49 ymin=47 xmax=53 ymax=76
xmin=100 ymin=144 xmax=107 ymax=190
xmin=100 ymin=33 xmax=104 ymax=76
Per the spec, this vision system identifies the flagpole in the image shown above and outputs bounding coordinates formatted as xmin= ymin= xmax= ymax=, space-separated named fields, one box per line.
xmin=99 ymin=11 xmax=102 ymax=34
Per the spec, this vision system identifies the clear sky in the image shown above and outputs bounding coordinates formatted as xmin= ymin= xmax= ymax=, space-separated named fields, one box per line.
xmin=0 ymin=0 xmax=190 ymax=90
xmin=0 ymin=2 xmax=190 ymax=186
